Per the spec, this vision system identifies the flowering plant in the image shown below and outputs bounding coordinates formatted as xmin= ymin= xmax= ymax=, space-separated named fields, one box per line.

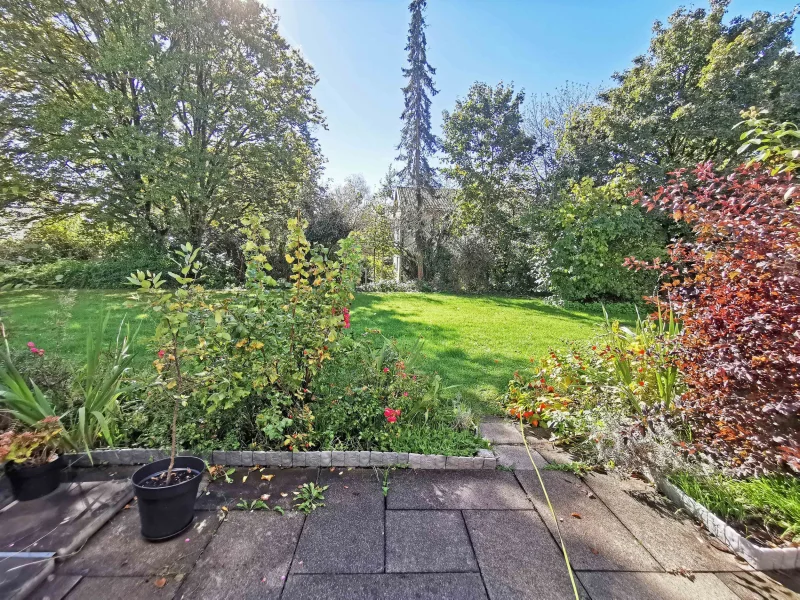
xmin=0 ymin=417 xmax=62 ymax=466
xmin=504 ymin=307 xmax=683 ymax=442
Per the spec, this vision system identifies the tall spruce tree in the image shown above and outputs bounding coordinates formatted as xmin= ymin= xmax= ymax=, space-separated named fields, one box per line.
xmin=396 ymin=0 xmax=438 ymax=280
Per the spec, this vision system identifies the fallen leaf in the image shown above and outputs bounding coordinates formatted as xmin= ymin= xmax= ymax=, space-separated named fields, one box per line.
xmin=260 ymin=494 xmax=270 ymax=501
xmin=261 ymin=474 xmax=274 ymax=482
xmin=590 ymin=547 xmax=599 ymax=555
xmin=344 ymin=486 xmax=349 ymax=489
xmin=242 ymin=475 xmax=248 ymax=483
xmin=124 ymin=504 xmax=131 ymax=510
xmin=570 ymin=513 xmax=582 ymax=519
xmin=221 ymin=506 xmax=228 ymax=512
xmin=338 ymin=471 xmax=343 ymax=476
xmin=329 ymin=467 xmax=335 ymax=472
xmin=154 ymin=578 xmax=167 ymax=589
xmin=280 ymin=492 xmax=288 ymax=497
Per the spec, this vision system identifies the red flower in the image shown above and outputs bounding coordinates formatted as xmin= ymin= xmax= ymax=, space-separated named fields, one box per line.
xmin=383 ymin=367 xmax=390 ymax=373
xmin=403 ymin=391 xmax=408 ymax=397
xmin=384 ymin=407 xmax=401 ymax=423
xmin=547 ymin=386 xmax=554 ymax=393
xmin=158 ymin=349 xmax=165 ymax=358
xmin=342 ymin=307 xmax=350 ymax=329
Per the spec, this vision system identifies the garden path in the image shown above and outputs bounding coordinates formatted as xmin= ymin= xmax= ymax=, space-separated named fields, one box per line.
xmin=1 ymin=421 xmax=799 ymax=599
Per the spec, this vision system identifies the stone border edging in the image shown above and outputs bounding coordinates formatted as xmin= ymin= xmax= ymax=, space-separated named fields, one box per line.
xmin=657 ymin=478 xmax=800 ymax=571
xmin=64 ymin=448 xmax=498 ymax=470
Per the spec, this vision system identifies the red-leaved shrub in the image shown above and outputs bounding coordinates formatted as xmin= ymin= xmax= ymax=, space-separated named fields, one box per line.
xmin=627 ymin=163 xmax=800 ymax=474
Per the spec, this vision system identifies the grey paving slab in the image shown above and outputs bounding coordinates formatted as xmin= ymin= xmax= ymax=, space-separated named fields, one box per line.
xmin=0 ymin=557 xmax=54 ymax=600
xmin=516 ymin=470 xmax=662 ymax=571
xmin=714 ymin=571 xmax=800 ymax=599
xmin=291 ymin=469 xmax=384 ymax=574
xmin=175 ymin=510 xmax=304 ymax=600
xmin=464 ymin=509 xmax=589 ymax=600
xmin=385 ymin=510 xmax=478 ymax=573
xmin=59 ymin=508 xmax=222 ymax=577
xmin=577 ymin=571 xmax=740 ymax=600
xmin=316 ymin=468 xmax=385 ymax=511
xmin=282 ymin=573 xmax=488 ymax=600
xmin=494 ymin=444 xmax=548 ymax=470
xmin=525 ymin=432 xmax=575 ymax=465
xmin=194 ymin=467 xmax=316 ymax=512
xmin=63 ymin=575 xmax=181 ymax=599
xmin=0 ymin=480 xmax=132 ymax=556
xmin=28 ymin=573 xmax=81 ymax=600
xmin=479 ymin=418 xmax=526 ymax=444
xmin=583 ymin=472 xmax=746 ymax=572
xmin=387 ymin=470 xmax=530 ymax=510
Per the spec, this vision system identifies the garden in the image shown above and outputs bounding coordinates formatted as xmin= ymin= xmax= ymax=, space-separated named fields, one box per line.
xmin=0 ymin=0 xmax=799 ymax=597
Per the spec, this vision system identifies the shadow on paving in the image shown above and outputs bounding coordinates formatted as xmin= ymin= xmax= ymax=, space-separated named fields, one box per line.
xmin=7 ymin=462 xmax=800 ymax=600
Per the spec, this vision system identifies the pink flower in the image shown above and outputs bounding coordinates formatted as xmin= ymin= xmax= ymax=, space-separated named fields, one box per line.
xmin=30 ymin=347 xmax=38 ymax=354
xmin=383 ymin=367 xmax=389 ymax=373
xmin=158 ymin=350 xmax=165 ymax=358
xmin=27 ymin=342 xmax=35 ymax=348
xmin=387 ymin=415 xmax=397 ymax=423
xmin=37 ymin=349 xmax=45 ymax=357
xmin=403 ymin=392 xmax=408 ymax=397
xmin=342 ymin=307 xmax=350 ymax=329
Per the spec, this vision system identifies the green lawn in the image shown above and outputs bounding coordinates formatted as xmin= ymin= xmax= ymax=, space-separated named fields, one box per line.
xmin=0 ymin=289 xmax=630 ymax=412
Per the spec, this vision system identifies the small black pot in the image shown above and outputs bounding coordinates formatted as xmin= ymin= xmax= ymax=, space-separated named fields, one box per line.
xmin=131 ymin=456 xmax=204 ymax=541
xmin=5 ymin=455 xmax=65 ymax=501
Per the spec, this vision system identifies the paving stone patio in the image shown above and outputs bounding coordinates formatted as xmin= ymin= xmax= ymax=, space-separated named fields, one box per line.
xmin=1 ymin=419 xmax=798 ymax=599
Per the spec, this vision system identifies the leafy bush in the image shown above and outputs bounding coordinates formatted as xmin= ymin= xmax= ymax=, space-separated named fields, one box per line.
xmin=126 ymin=216 xmax=362 ymax=455
xmin=0 ymin=215 xmax=126 ymax=265
xmin=541 ymin=173 xmax=668 ymax=301
xmin=628 ymin=164 xmax=800 ymax=474
xmin=308 ymin=334 xmax=484 ymax=455
xmin=504 ymin=307 xmax=683 ymax=441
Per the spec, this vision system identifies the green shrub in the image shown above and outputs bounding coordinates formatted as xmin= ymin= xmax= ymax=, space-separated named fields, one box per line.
xmin=541 ymin=173 xmax=667 ymax=302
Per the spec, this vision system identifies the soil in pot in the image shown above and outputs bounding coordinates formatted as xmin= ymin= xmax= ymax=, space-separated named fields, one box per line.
xmin=138 ymin=468 xmax=199 ymax=488
xmin=5 ymin=455 xmax=65 ymax=501
xmin=132 ymin=456 xmax=204 ymax=542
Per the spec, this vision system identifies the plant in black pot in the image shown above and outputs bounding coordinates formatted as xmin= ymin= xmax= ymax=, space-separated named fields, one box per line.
xmin=127 ymin=244 xmax=208 ymax=541
xmin=1 ymin=417 xmax=65 ymax=501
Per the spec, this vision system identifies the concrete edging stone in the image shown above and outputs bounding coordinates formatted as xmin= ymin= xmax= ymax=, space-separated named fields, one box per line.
xmin=64 ymin=448 xmax=499 ymax=470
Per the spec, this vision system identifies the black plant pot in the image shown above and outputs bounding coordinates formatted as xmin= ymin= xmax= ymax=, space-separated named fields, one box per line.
xmin=131 ymin=456 xmax=204 ymax=541
xmin=5 ymin=455 xmax=65 ymax=501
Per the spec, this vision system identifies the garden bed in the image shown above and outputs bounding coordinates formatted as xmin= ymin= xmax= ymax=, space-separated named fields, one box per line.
xmin=657 ymin=478 xmax=800 ymax=570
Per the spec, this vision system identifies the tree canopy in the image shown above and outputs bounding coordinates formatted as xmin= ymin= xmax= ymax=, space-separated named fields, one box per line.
xmin=0 ymin=0 xmax=322 ymax=246
xmin=563 ymin=0 xmax=800 ymax=185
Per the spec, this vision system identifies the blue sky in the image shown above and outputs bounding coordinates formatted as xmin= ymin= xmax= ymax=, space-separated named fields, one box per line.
xmin=266 ymin=0 xmax=799 ymax=189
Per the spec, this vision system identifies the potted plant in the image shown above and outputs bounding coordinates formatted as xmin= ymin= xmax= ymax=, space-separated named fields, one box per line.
xmin=127 ymin=245 xmax=206 ymax=541
xmin=1 ymin=417 xmax=65 ymax=501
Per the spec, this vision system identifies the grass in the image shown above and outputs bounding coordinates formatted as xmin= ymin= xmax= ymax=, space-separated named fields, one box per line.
xmin=351 ymin=293 xmax=633 ymax=410
xmin=0 ymin=289 xmax=634 ymax=412
xmin=670 ymin=472 xmax=800 ymax=545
